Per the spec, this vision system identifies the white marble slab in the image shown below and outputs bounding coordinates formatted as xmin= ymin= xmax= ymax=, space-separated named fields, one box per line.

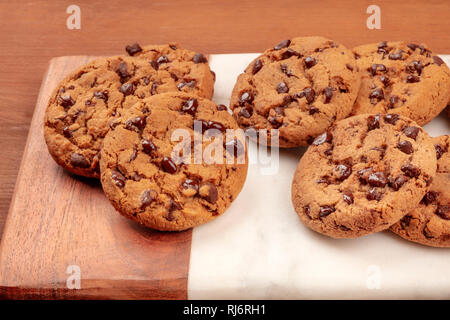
xmin=188 ymin=54 xmax=450 ymax=299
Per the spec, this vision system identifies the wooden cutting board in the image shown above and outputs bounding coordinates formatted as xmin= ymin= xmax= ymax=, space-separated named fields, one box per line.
xmin=0 ymin=56 xmax=192 ymax=299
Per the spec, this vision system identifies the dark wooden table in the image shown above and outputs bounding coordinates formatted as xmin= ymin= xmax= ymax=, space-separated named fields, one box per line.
xmin=0 ymin=0 xmax=449 ymax=239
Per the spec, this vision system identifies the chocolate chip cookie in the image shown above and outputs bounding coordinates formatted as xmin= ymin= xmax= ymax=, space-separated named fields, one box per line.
xmin=100 ymin=92 xmax=248 ymax=231
xmin=391 ymin=135 xmax=449 ymax=247
xmin=230 ymin=36 xmax=361 ymax=147
xmin=352 ymin=41 xmax=450 ymax=126
xmin=44 ymin=44 xmax=215 ymax=178
xmin=125 ymin=42 xmax=215 ymax=99
xmin=291 ymin=113 xmax=437 ymax=238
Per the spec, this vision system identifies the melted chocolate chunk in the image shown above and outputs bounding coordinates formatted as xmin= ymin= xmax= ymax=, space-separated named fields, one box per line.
xmin=401 ymin=164 xmax=421 ymax=178
xmin=141 ymin=189 xmax=156 ymax=209
xmin=274 ymin=39 xmax=291 ymax=50
xmin=383 ymin=113 xmax=399 ymax=124
xmin=181 ymin=98 xmax=198 ymax=116
xmin=111 ymin=170 xmax=126 ymax=188
xmin=312 ymin=131 xmax=332 ymax=146
xmin=397 ymin=140 xmax=414 ymax=154
xmin=343 ymin=192 xmax=354 ymax=204
xmin=421 ymin=191 xmax=439 ymax=205
xmin=125 ymin=43 xmax=142 ymax=56
xmin=319 ymin=205 xmax=335 ymax=217
xmin=192 ymin=53 xmax=207 ymax=64
xmin=252 ymin=59 xmax=263 ymax=74
xmin=403 ymin=126 xmax=420 ymax=140
xmin=70 ymin=153 xmax=90 ymax=168
xmin=367 ymin=114 xmax=380 ymax=131
xmin=389 ymin=175 xmax=408 ymax=191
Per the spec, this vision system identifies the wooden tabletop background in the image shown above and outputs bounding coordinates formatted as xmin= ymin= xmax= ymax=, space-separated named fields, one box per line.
xmin=0 ymin=0 xmax=449 ymax=238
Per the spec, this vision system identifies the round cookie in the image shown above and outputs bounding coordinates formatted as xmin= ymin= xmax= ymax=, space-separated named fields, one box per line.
xmin=352 ymin=41 xmax=450 ymax=126
xmin=230 ymin=36 xmax=361 ymax=147
xmin=44 ymin=45 xmax=215 ymax=178
xmin=100 ymin=92 xmax=248 ymax=231
xmin=391 ymin=135 xmax=450 ymax=247
xmin=291 ymin=113 xmax=437 ymax=238
xmin=125 ymin=42 xmax=215 ymax=99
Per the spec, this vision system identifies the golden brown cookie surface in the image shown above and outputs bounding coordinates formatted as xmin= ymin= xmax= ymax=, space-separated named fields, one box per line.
xmin=291 ymin=113 xmax=437 ymax=238
xmin=352 ymin=41 xmax=450 ymax=125
xmin=230 ymin=36 xmax=361 ymax=147
xmin=391 ymin=135 xmax=450 ymax=247
xmin=100 ymin=92 xmax=248 ymax=231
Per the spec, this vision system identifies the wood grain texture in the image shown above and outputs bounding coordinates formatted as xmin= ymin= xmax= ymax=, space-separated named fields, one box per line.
xmin=0 ymin=56 xmax=192 ymax=299
xmin=0 ymin=0 xmax=449 ymax=239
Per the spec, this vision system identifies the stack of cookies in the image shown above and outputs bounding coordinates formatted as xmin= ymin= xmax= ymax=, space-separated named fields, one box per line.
xmin=228 ymin=36 xmax=449 ymax=247
xmin=44 ymin=37 xmax=449 ymax=248
xmin=44 ymin=43 xmax=248 ymax=231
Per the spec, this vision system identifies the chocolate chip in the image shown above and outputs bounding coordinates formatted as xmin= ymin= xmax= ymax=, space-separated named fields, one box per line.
xmin=304 ymin=205 xmax=311 ymax=219
xmin=125 ymin=43 xmax=142 ymax=56
xmin=181 ymin=179 xmax=199 ymax=197
xmin=407 ymin=61 xmax=424 ymax=75
xmin=387 ymin=95 xmax=399 ymax=109
xmin=63 ymin=126 xmax=72 ymax=138
xmin=367 ymin=188 xmax=382 ymax=201
xmin=435 ymin=205 xmax=450 ymax=220
xmin=60 ymin=95 xmax=75 ymax=108
xmin=252 ymin=59 xmax=263 ymax=74
xmin=309 ymin=106 xmax=319 ymax=115
xmin=161 ymin=157 xmax=177 ymax=174
xmin=208 ymin=121 xmax=226 ymax=133
xmin=70 ymin=153 xmax=90 ymax=168
xmin=117 ymin=61 xmax=130 ymax=79
xmin=303 ymin=87 xmax=315 ymax=104
xmin=156 ymin=55 xmax=169 ymax=65
xmin=379 ymin=76 xmax=390 ymax=87
xmin=367 ymin=114 xmax=380 ymax=130
xmin=403 ymin=126 xmax=420 ymax=140
xmin=111 ymin=170 xmax=126 ymax=188
xmin=397 ymin=140 xmax=414 ymax=154
xmin=192 ymin=53 xmax=207 ymax=64
xmin=323 ymin=87 xmax=333 ymax=104
xmin=316 ymin=176 xmax=331 ymax=184
xmin=343 ymin=192 xmax=354 ymax=204
xmin=125 ymin=116 xmax=146 ymax=131
xmin=119 ymin=83 xmax=134 ymax=96
xmin=141 ymin=189 xmax=156 ymax=209
xmin=312 ymin=131 xmax=332 ymax=146
xmin=304 ymin=56 xmax=317 ymax=68
xmin=388 ymin=50 xmax=403 ymax=60
xmin=93 ymin=90 xmax=108 ymax=101
xmin=369 ymin=88 xmax=384 ymax=103
xmin=239 ymin=91 xmax=254 ymax=105
xmin=319 ymin=205 xmax=335 ymax=217
xmin=368 ymin=172 xmax=387 ymax=187
xmin=370 ymin=64 xmax=387 ymax=75
xmin=433 ymin=56 xmax=444 ymax=66
xmin=377 ymin=41 xmax=388 ymax=54
xmin=334 ymin=164 xmax=352 ymax=181
xmin=276 ymin=82 xmax=289 ymax=93
xmin=142 ymin=139 xmax=157 ymax=155
xmin=407 ymin=43 xmax=419 ymax=51
xmin=389 ymin=175 xmax=408 ymax=191
xmin=181 ymin=98 xmax=198 ymax=116
xmin=199 ymin=182 xmax=218 ymax=204
xmin=281 ymin=48 xmax=300 ymax=59
xmin=217 ymin=104 xmax=227 ymax=111
xmin=150 ymin=61 xmax=159 ymax=70
xmin=401 ymin=164 xmax=420 ymax=178
xmin=384 ymin=114 xmax=400 ymax=124
xmin=274 ymin=39 xmax=291 ymax=50
xmin=421 ymin=191 xmax=438 ymax=205
xmin=346 ymin=64 xmax=354 ymax=71
xmin=435 ymin=144 xmax=446 ymax=160
xmin=177 ymin=80 xmax=196 ymax=91
xmin=357 ymin=167 xmax=373 ymax=184
xmin=406 ymin=75 xmax=420 ymax=83
xmin=239 ymin=106 xmax=253 ymax=118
